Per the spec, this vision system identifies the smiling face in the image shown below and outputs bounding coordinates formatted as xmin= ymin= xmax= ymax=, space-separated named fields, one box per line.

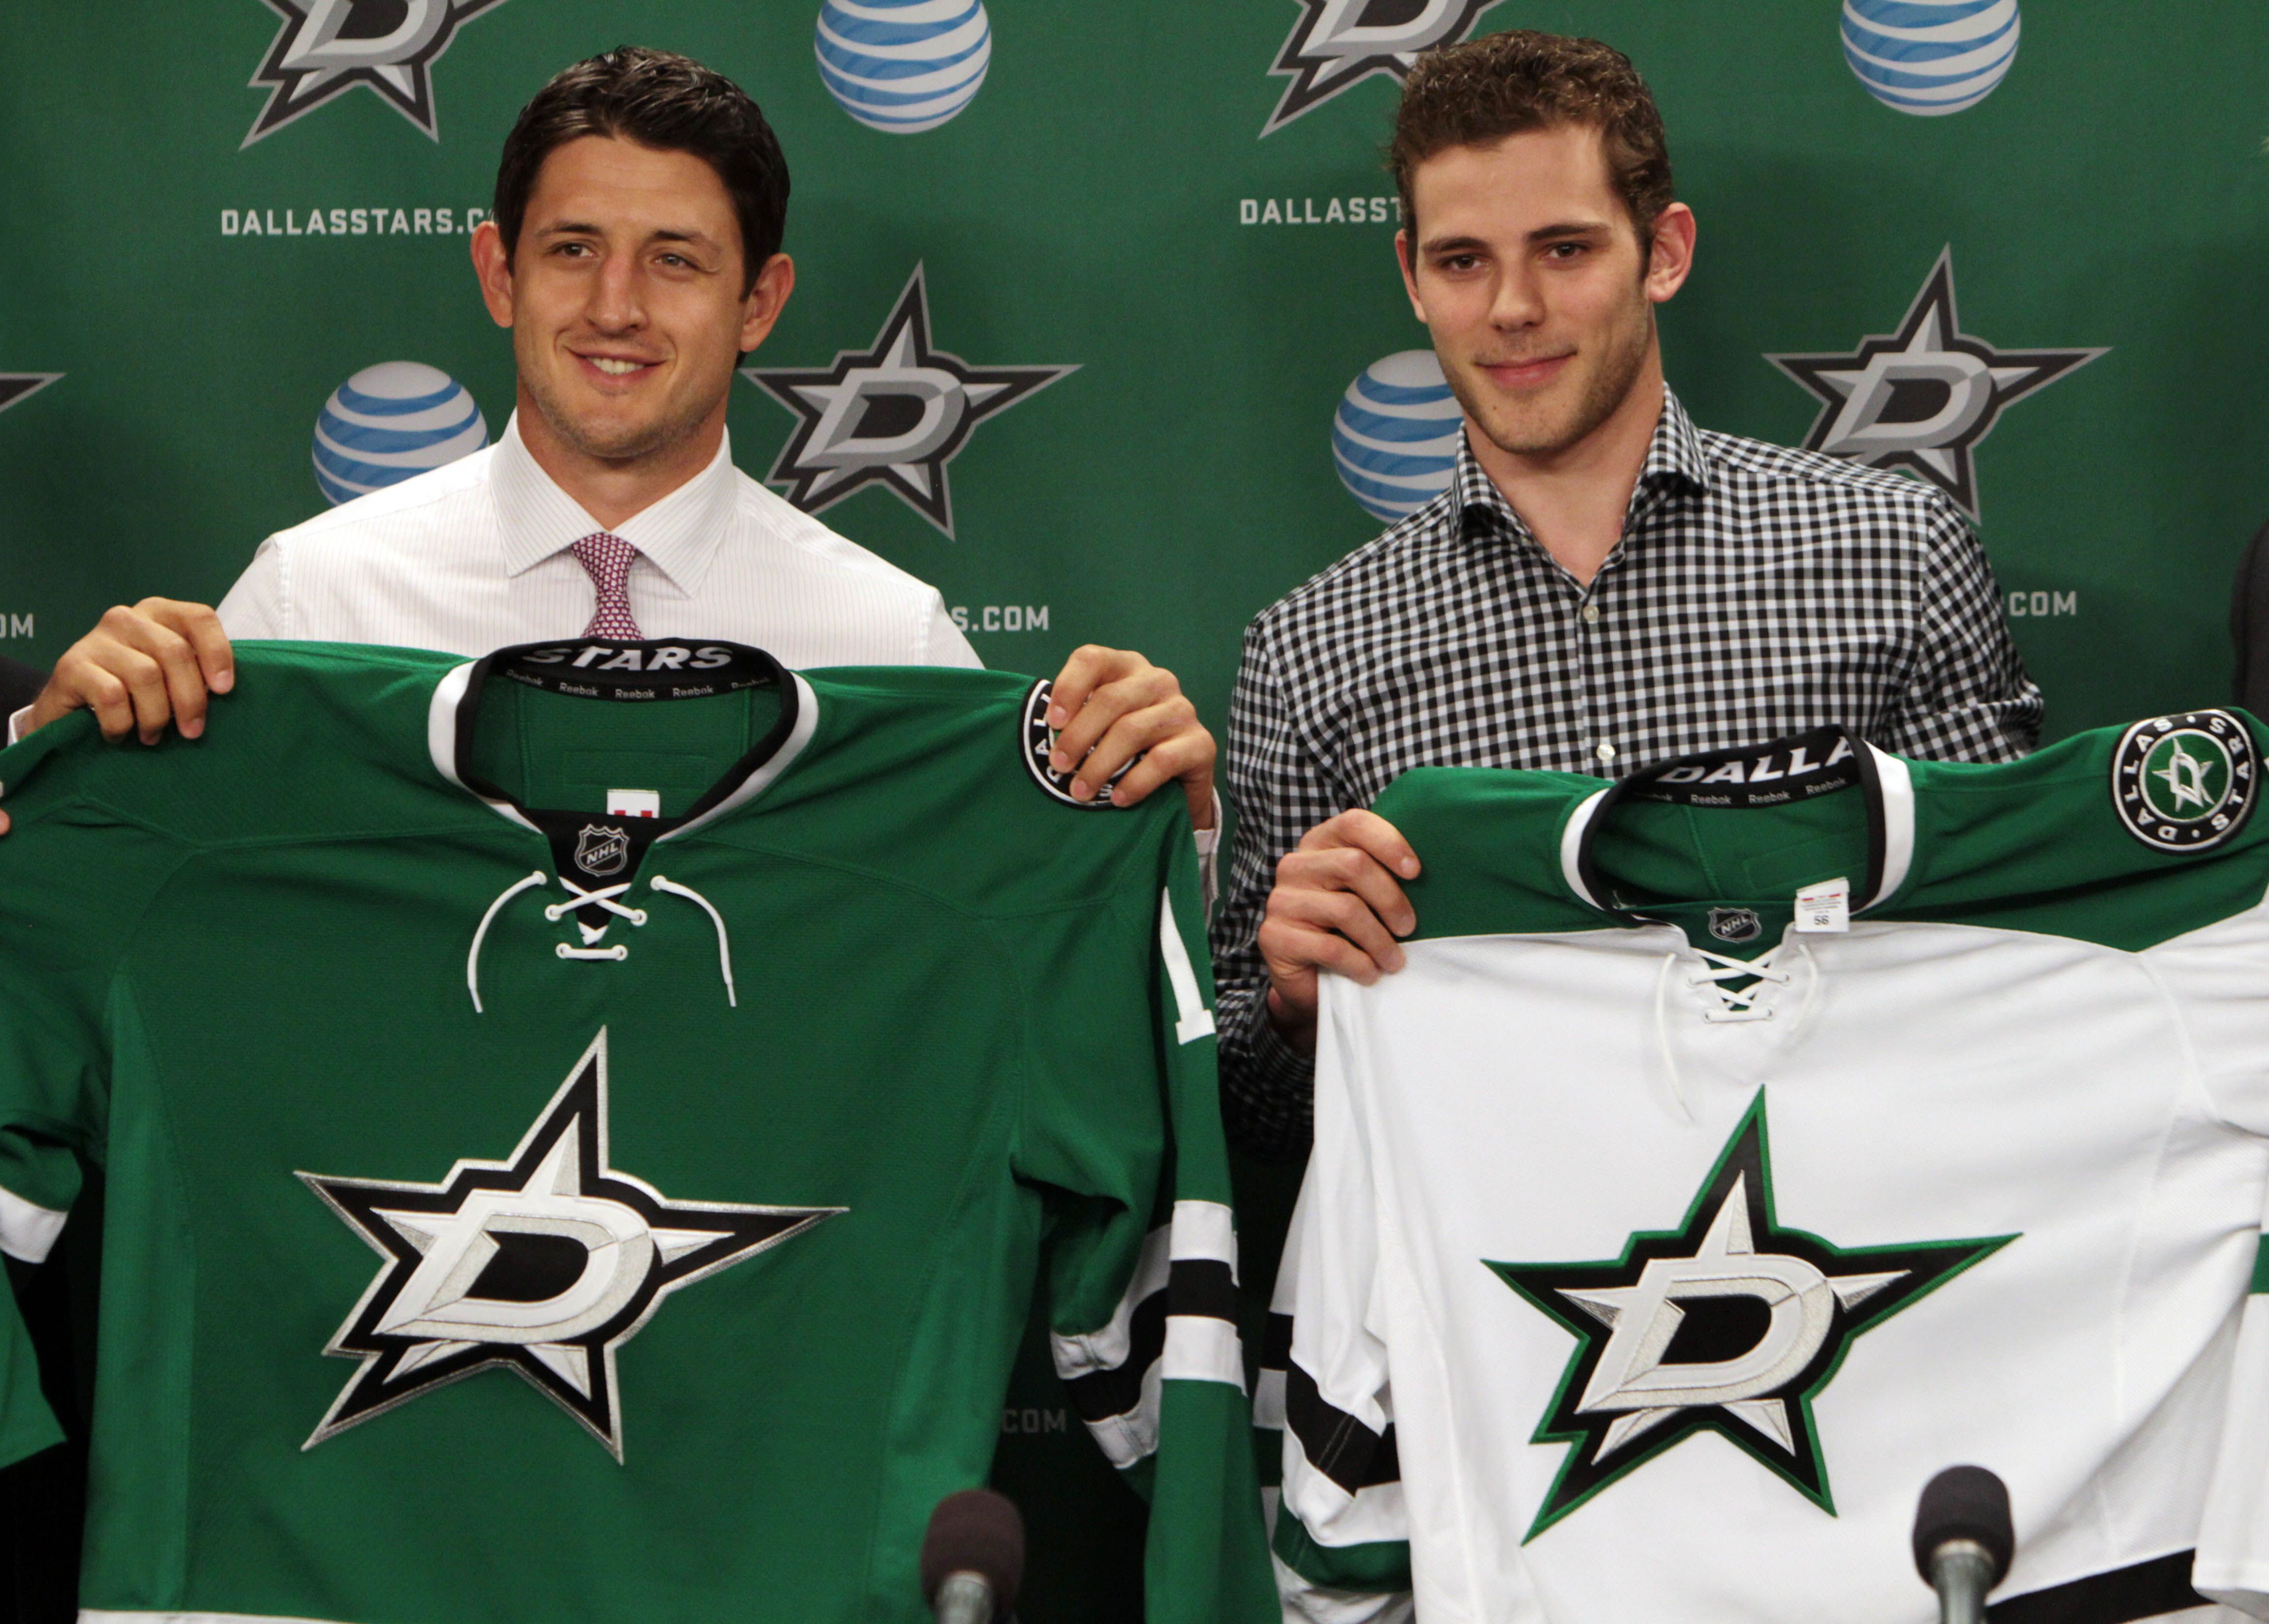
xmin=474 ymin=135 xmax=790 ymax=472
xmin=1396 ymin=123 xmax=1689 ymax=464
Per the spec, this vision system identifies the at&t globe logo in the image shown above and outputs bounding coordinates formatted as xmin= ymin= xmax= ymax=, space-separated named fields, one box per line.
xmin=1332 ymin=351 xmax=1462 ymax=523
xmin=1842 ymin=0 xmax=2019 ymax=116
xmin=313 ymin=362 xmax=488 ymax=507
xmin=816 ymin=0 xmax=991 ymax=133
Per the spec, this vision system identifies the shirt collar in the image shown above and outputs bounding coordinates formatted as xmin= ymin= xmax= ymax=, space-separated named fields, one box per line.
xmin=488 ymin=411 xmax=740 ymax=595
xmin=1454 ymin=385 xmax=1713 ymax=543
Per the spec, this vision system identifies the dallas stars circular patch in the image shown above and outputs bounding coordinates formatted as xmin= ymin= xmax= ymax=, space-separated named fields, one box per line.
xmin=1021 ymin=680 xmax=1134 ymax=809
xmin=2110 ymin=710 xmax=2258 ymax=853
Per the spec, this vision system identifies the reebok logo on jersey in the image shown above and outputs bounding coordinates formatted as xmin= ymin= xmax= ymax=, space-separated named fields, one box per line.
xmin=299 ymin=1030 xmax=841 ymax=1458
xmin=2112 ymin=710 xmax=2258 ymax=853
xmin=1487 ymin=1092 xmax=2013 ymax=1537
xmin=1021 ymin=681 xmax=1135 ymax=810
xmin=574 ymin=824 xmax=630 ymax=877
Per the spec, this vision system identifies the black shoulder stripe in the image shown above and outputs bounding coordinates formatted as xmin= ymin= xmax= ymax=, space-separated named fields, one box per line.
xmin=1985 ymin=1550 xmax=2202 ymax=1624
xmin=1284 ymin=1361 xmax=1400 ymax=1494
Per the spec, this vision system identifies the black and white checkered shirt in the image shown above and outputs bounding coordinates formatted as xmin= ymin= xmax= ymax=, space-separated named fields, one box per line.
xmin=1213 ymin=390 xmax=2042 ymax=1161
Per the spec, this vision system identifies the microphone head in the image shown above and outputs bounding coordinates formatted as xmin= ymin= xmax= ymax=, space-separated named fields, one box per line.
xmin=920 ymin=1487 xmax=1025 ymax=1614
xmin=1913 ymin=1465 xmax=2013 ymax=1587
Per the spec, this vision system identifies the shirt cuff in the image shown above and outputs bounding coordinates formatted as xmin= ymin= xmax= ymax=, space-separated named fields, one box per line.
xmin=1193 ymin=787 xmax=1222 ymax=915
xmin=5 ymin=704 xmax=31 ymax=747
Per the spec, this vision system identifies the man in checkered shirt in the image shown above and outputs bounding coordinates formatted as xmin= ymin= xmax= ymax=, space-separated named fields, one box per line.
xmin=1213 ymin=31 xmax=2040 ymax=1162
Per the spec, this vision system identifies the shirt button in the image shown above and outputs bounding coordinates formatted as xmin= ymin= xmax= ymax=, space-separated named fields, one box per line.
xmin=1596 ymin=742 xmax=1617 ymax=763
xmin=1581 ymin=604 xmax=1600 ymax=625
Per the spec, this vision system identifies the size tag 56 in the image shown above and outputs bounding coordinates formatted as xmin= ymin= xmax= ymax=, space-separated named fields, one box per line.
xmin=1794 ymin=877 xmax=1850 ymax=933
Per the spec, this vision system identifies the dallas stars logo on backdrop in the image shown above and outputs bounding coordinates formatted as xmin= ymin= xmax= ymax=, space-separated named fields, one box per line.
xmin=1769 ymin=248 xmax=2104 ymax=518
xmin=300 ymin=1029 xmax=839 ymax=1458
xmin=1489 ymin=1092 xmax=2012 ymax=1538
xmin=744 ymin=265 xmax=1075 ymax=540
xmin=243 ymin=0 xmax=510 ymax=146
xmin=1264 ymin=0 xmax=1508 ymax=136
xmin=0 ymin=376 xmax=61 ymax=417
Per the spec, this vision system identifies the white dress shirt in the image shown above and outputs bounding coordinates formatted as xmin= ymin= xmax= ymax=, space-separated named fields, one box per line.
xmin=214 ymin=412 xmax=981 ymax=665
xmin=9 ymin=414 xmax=1217 ymax=878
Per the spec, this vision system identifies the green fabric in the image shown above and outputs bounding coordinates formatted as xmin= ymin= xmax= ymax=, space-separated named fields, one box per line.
xmin=0 ymin=642 xmax=1273 ymax=1624
xmin=1272 ymin=1512 xmax=1413 ymax=1594
xmin=1374 ymin=714 xmax=2269 ymax=955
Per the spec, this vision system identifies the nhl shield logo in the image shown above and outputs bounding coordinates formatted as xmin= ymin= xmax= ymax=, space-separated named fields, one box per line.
xmin=574 ymin=823 xmax=631 ymax=877
xmin=1707 ymin=907 xmax=1764 ymax=944
xmin=2111 ymin=710 xmax=2259 ymax=853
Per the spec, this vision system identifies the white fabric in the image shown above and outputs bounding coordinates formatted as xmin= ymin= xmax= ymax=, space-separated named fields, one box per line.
xmin=0 ymin=1180 xmax=67 ymax=1264
xmin=1287 ymin=904 xmax=2269 ymax=1624
xmin=213 ymin=414 xmax=981 ymax=668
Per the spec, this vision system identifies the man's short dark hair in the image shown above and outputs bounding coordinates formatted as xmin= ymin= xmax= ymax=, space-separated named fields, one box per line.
xmin=1391 ymin=31 xmax=1673 ymax=250
xmin=494 ymin=46 xmax=789 ymax=293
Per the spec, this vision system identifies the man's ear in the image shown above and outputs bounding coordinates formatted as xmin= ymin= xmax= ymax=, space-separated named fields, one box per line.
xmin=471 ymin=220 xmax=515 ymax=329
xmin=1643 ymin=203 xmax=1696 ymax=305
xmin=738 ymin=253 xmax=796 ymax=355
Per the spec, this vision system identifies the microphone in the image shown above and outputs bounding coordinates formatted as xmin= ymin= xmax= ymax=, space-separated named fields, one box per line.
xmin=1913 ymin=1465 xmax=2014 ymax=1624
xmin=921 ymin=1487 xmax=1024 ymax=1624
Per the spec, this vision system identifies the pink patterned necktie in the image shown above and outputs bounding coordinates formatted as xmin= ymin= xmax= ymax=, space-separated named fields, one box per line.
xmin=571 ymin=531 xmax=644 ymax=640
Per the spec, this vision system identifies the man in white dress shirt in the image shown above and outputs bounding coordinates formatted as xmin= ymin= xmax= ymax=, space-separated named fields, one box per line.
xmin=10 ymin=47 xmax=1214 ymax=839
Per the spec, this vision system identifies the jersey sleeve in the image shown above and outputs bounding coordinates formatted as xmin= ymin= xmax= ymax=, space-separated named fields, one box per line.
xmin=0 ymin=720 xmax=170 ymax=1463
xmin=1011 ymin=820 xmax=1278 ymax=1624
xmin=1273 ymin=974 xmax=1414 ymax=1615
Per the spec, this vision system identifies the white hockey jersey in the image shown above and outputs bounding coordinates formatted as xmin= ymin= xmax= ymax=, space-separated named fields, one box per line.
xmin=1268 ymin=714 xmax=2269 ymax=1624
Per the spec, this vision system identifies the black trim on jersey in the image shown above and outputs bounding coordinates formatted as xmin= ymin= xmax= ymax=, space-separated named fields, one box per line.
xmin=1062 ymin=1258 xmax=1242 ymax=1426
xmin=1985 ymin=1550 xmax=2204 ymax=1624
xmin=1283 ymin=1361 xmax=1400 ymax=1495
xmin=1262 ymin=1310 xmax=1293 ymax=1369
xmin=1577 ymin=725 xmax=1887 ymax=925
xmin=1168 ymin=1258 xmax=1239 ymax=1323
xmin=455 ymin=639 xmax=798 ymax=901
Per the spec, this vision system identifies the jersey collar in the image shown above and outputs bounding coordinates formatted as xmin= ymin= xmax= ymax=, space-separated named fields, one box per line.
xmin=426 ymin=637 xmax=818 ymax=847
xmin=1556 ymin=725 xmax=1916 ymax=923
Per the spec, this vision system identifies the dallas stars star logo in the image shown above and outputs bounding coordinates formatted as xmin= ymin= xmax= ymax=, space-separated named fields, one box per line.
xmin=743 ymin=265 xmax=1074 ymax=539
xmin=299 ymin=1029 xmax=839 ymax=1458
xmin=1769 ymin=248 xmax=2104 ymax=518
xmin=1263 ymin=0 xmax=1508 ymax=136
xmin=0 ymin=375 xmax=61 ymax=416
xmin=1489 ymin=1092 xmax=2012 ymax=1539
xmin=242 ymin=0 xmax=511 ymax=147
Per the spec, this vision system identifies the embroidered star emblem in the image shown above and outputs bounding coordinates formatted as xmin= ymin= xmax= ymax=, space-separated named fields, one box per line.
xmin=242 ymin=0 xmax=512 ymax=147
xmin=0 ymin=375 xmax=61 ymax=416
xmin=1489 ymin=1092 xmax=2012 ymax=1538
xmin=742 ymin=264 xmax=1074 ymax=539
xmin=2155 ymin=739 xmax=2215 ymax=812
xmin=299 ymin=1029 xmax=840 ymax=1458
xmin=1262 ymin=0 xmax=1509 ymax=135
xmin=1768 ymin=247 xmax=2104 ymax=518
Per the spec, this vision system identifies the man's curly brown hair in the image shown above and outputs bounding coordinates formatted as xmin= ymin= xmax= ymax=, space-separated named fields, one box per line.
xmin=1391 ymin=31 xmax=1674 ymax=251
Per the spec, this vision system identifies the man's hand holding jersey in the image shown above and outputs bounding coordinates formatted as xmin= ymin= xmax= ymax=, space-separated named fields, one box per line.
xmin=1258 ymin=808 xmax=1422 ymax=1054
xmin=13 ymin=608 xmax=1217 ymax=829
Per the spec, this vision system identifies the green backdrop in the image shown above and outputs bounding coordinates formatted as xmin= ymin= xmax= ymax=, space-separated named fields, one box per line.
xmin=1 ymin=1 xmax=2260 ymax=1616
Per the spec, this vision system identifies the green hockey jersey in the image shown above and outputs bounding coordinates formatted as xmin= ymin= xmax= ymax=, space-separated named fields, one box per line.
xmin=0 ymin=638 xmax=1276 ymax=1624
